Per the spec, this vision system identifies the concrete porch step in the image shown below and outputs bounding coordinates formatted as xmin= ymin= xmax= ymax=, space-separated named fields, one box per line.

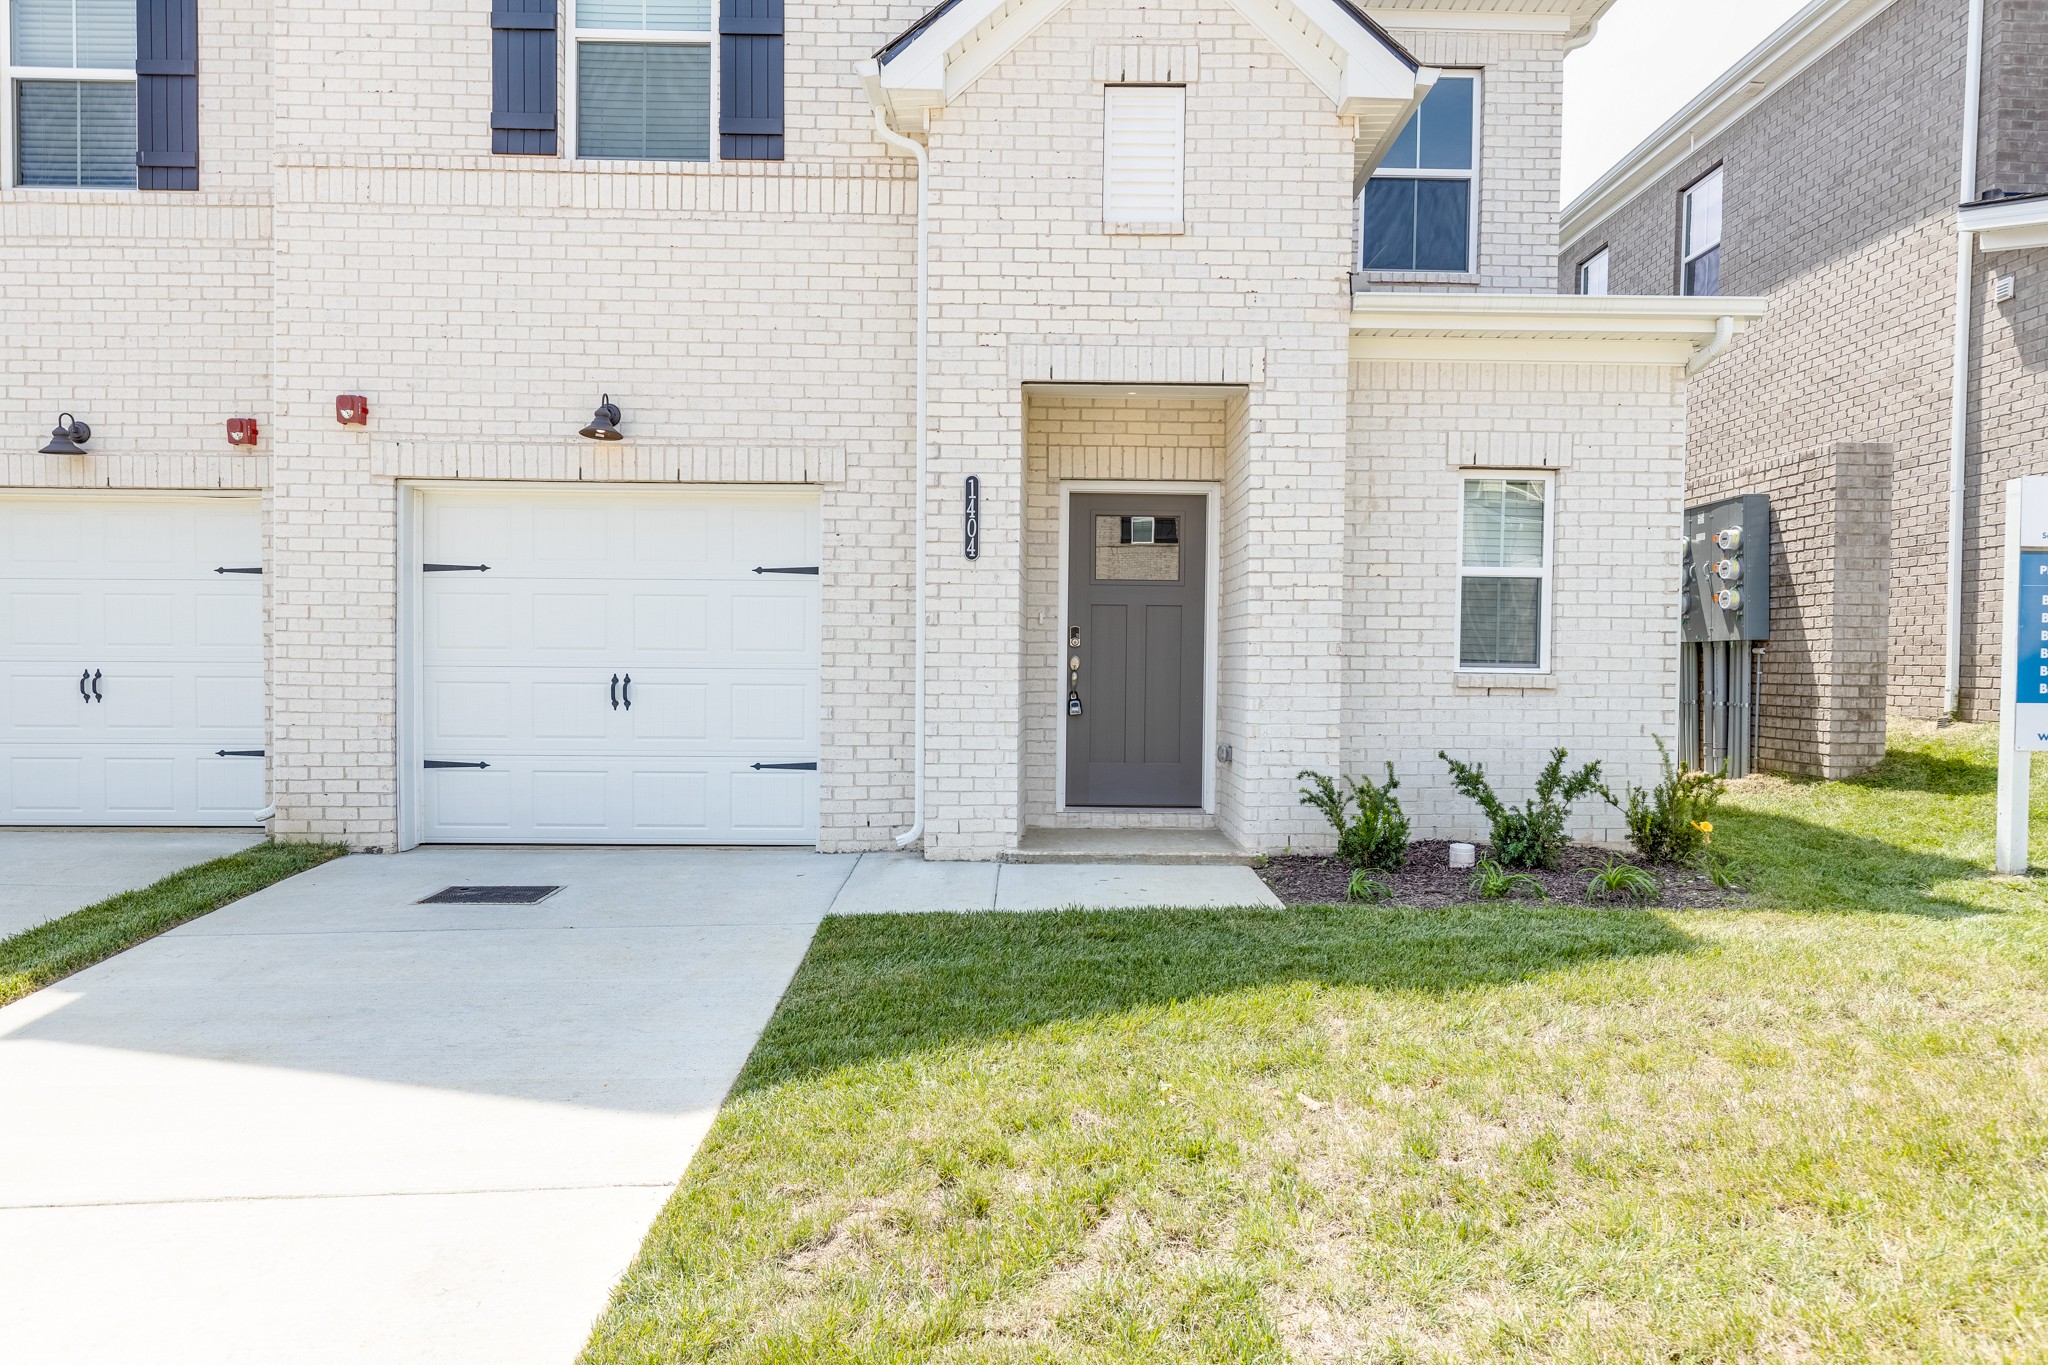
xmin=1005 ymin=827 xmax=1258 ymax=866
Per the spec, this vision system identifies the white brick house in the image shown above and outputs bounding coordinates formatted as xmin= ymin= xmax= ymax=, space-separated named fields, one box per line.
xmin=0 ymin=0 xmax=1760 ymax=858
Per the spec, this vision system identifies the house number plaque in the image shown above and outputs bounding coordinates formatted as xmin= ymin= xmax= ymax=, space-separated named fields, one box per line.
xmin=964 ymin=476 xmax=980 ymax=560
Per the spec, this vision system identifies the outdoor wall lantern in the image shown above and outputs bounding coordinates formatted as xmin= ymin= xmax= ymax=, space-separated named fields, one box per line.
xmin=225 ymin=417 xmax=260 ymax=447
xmin=578 ymin=395 xmax=624 ymax=442
xmin=38 ymin=413 xmax=91 ymax=455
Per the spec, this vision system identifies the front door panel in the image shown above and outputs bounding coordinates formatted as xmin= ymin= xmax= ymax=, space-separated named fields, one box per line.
xmin=1065 ymin=494 xmax=1207 ymax=808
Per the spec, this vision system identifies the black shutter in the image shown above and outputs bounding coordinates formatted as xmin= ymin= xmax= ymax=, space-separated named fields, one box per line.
xmin=720 ymin=0 xmax=783 ymax=161
xmin=492 ymin=0 xmax=558 ymax=156
xmin=135 ymin=0 xmax=198 ymax=190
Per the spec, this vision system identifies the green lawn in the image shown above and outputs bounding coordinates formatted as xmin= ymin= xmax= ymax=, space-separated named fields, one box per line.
xmin=586 ymin=723 xmax=2048 ymax=1363
xmin=0 ymin=840 xmax=347 ymax=1008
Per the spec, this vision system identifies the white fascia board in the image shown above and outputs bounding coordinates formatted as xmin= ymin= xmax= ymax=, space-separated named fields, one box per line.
xmin=1349 ymin=293 xmax=1767 ymax=365
xmin=1560 ymin=0 xmax=1898 ymax=245
xmin=1960 ymin=197 xmax=2048 ymax=252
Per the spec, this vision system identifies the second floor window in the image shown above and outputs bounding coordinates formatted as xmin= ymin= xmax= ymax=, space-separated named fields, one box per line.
xmin=1577 ymin=248 xmax=1609 ymax=296
xmin=1682 ymin=167 xmax=1723 ymax=296
xmin=575 ymin=0 xmax=711 ymax=162
xmin=1360 ymin=73 xmax=1477 ymax=274
xmin=9 ymin=0 xmax=136 ymax=187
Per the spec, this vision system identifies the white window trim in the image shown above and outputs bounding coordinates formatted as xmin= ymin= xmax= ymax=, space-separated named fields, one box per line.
xmin=0 ymin=3 xmax=139 ymax=192
xmin=1359 ymin=69 xmax=1481 ymax=276
xmin=1455 ymin=470 xmax=1553 ymax=675
xmin=565 ymin=7 xmax=719 ymax=165
xmin=1577 ymin=247 xmax=1609 ymax=296
xmin=1681 ymin=166 xmax=1723 ymax=297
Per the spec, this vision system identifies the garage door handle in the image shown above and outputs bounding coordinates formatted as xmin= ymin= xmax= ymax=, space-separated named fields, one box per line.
xmin=751 ymin=762 xmax=818 ymax=771
xmin=91 ymin=670 xmax=102 ymax=702
xmin=80 ymin=669 xmax=90 ymax=702
xmin=425 ymin=760 xmax=491 ymax=770
xmin=622 ymin=674 xmax=632 ymax=710
xmin=752 ymin=566 xmax=819 ymax=576
xmin=610 ymin=674 xmax=619 ymax=710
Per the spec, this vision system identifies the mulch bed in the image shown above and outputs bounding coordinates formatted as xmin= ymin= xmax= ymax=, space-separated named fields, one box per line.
xmin=1258 ymin=840 xmax=1747 ymax=910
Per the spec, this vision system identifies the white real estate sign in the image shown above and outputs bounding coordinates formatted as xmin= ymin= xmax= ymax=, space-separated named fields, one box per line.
xmin=1996 ymin=477 xmax=2048 ymax=872
xmin=0 ymin=496 xmax=266 ymax=826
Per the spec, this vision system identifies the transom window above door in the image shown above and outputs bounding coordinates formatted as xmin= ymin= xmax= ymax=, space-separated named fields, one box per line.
xmin=575 ymin=0 xmax=712 ymax=161
xmin=1359 ymin=73 xmax=1478 ymax=274
xmin=8 ymin=0 xmax=137 ymax=187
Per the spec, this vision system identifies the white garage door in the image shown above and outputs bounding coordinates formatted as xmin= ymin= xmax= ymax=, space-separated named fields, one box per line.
xmin=416 ymin=488 xmax=821 ymax=845
xmin=0 ymin=496 xmax=265 ymax=826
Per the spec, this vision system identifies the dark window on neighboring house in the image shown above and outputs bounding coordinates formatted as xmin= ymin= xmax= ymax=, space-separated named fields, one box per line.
xmin=1682 ymin=167 xmax=1723 ymax=297
xmin=1360 ymin=73 xmax=1478 ymax=274
xmin=1577 ymin=247 xmax=1609 ymax=295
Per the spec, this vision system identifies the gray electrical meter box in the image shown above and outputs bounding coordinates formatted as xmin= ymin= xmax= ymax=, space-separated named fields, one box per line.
xmin=1682 ymin=495 xmax=1770 ymax=643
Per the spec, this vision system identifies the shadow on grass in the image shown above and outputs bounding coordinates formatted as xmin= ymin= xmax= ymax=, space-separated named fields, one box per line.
xmin=1841 ymin=743 xmax=2000 ymax=798
xmin=734 ymin=904 xmax=1696 ymax=1094
xmin=1718 ymin=802 xmax=2010 ymax=919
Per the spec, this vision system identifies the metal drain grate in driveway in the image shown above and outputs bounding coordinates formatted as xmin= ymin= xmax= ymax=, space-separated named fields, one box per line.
xmin=417 ymin=885 xmax=562 ymax=905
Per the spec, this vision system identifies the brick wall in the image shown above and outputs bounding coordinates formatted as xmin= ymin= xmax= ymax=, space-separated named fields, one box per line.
xmin=1345 ymin=358 xmax=1689 ymax=845
xmin=1561 ymin=0 xmax=1970 ymax=730
xmin=1982 ymin=0 xmax=2048 ymax=195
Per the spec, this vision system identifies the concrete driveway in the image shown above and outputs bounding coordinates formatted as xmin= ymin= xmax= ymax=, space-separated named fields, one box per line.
xmin=0 ymin=829 xmax=265 ymax=940
xmin=0 ymin=847 xmax=854 ymax=1365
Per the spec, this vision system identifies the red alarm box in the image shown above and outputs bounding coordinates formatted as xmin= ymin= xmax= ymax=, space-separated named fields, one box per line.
xmin=335 ymin=394 xmax=369 ymax=426
xmin=225 ymin=417 xmax=259 ymax=447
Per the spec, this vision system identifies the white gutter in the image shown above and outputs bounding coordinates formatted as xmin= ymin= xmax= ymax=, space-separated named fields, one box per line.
xmin=873 ymin=110 xmax=929 ymax=850
xmin=1684 ymin=315 xmax=1737 ymax=377
xmin=1945 ymin=0 xmax=1986 ymax=718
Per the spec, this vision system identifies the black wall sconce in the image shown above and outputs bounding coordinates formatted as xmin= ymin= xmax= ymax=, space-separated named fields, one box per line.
xmin=39 ymin=413 xmax=91 ymax=455
xmin=579 ymin=395 xmax=624 ymax=441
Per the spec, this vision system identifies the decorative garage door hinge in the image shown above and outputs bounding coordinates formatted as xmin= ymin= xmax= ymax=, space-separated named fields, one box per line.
xmin=425 ymin=760 xmax=491 ymax=770
xmin=214 ymin=566 xmax=263 ymax=575
xmin=423 ymin=563 xmax=491 ymax=573
xmin=751 ymin=566 xmax=819 ymax=575
xmin=750 ymin=761 xmax=818 ymax=771
xmin=215 ymin=749 xmax=265 ymax=758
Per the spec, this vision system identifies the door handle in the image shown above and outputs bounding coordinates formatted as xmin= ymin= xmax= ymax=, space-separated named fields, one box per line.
xmin=610 ymin=674 xmax=619 ymax=710
xmin=80 ymin=669 xmax=91 ymax=703
xmin=622 ymin=674 xmax=632 ymax=710
xmin=91 ymin=670 xmax=102 ymax=703
xmin=1067 ymin=626 xmax=1083 ymax=717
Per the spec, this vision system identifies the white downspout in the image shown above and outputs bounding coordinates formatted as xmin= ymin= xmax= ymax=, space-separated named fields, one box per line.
xmin=1685 ymin=315 xmax=1736 ymax=378
xmin=874 ymin=109 xmax=929 ymax=850
xmin=1945 ymin=0 xmax=1987 ymax=718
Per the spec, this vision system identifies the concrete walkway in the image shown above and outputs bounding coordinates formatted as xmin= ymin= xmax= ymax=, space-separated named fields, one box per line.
xmin=0 ymin=845 xmax=1274 ymax=1364
xmin=0 ymin=829 xmax=265 ymax=940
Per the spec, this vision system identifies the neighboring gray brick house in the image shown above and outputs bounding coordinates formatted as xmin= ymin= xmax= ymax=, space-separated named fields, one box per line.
xmin=1559 ymin=0 xmax=2048 ymax=777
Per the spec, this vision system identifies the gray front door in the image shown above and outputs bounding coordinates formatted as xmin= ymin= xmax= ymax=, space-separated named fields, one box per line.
xmin=1065 ymin=494 xmax=1207 ymax=808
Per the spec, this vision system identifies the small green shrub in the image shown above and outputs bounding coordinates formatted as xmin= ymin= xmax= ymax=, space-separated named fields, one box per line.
xmin=1585 ymin=857 xmax=1658 ymax=904
xmin=1620 ymin=735 xmax=1726 ymax=865
xmin=1347 ymin=870 xmax=1391 ymax=903
xmin=1297 ymin=766 xmax=1411 ymax=872
xmin=1439 ymin=748 xmax=1610 ymax=871
xmin=1470 ymin=860 xmax=1547 ymax=901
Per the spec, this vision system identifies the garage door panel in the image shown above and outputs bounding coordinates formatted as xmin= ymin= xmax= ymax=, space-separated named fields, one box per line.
xmin=6 ymin=755 xmax=85 ymax=818
xmin=8 ymin=671 xmax=90 ymax=733
xmin=9 ymin=593 xmax=83 ymax=649
xmin=0 ymin=496 xmax=264 ymax=827
xmin=417 ymin=489 xmax=818 ymax=845
xmin=196 ymin=755 xmax=265 ymax=816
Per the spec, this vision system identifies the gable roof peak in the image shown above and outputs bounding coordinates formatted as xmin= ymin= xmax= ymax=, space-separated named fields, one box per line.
xmin=861 ymin=0 xmax=1436 ymax=188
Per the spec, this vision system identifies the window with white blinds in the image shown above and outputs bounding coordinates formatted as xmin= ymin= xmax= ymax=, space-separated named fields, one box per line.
xmin=1102 ymin=84 xmax=1184 ymax=227
xmin=1458 ymin=476 xmax=1552 ymax=671
xmin=8 ymin=0 xmax=138 ymax=187
xmin=574 ymin=0 xmax=712 ymax=161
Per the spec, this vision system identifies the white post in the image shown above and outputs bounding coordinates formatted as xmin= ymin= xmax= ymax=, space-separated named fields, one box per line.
xmin=1996 ymin=478 xmax=2048 ymax=874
